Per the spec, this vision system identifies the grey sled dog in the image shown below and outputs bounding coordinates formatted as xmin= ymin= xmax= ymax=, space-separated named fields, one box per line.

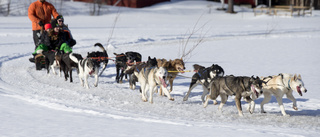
xmin=70 ymin=53 xmax=99 ymax=89
xmin=259 ymin=73 xmax=307 ymax=116
xmin=183 ymin=64 xmax=224 ymax=103
xmin=134 ymin=63 xmax=174 ymax=103
xmin=204 ymin=75 xmax=264 ymax=116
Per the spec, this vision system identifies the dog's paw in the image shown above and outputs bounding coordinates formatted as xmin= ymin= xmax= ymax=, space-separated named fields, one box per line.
xmin=293 ymin=107 xmax=298 ymax=110
xmin=213 ymin=100 xmax=218 ymax=105
xmin=169 ymin=98 xmax=174 ymax=101
xmin=183 ymin=97 xmax=188 ymax=101
xmin=249 ymin=110 xmax=254 ymax=114
xmin=203 ymin=102 xmax=208 ymax=108
xmin=283 ymin=114 xmax=291 ymax=117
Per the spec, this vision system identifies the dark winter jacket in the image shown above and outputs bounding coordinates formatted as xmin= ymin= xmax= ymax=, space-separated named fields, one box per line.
xmin=39 ymin=31 xmax=65 ymax=50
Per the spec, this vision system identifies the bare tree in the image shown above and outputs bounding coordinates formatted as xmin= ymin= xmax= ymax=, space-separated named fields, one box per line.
xmin=179 ymin=14 xmax=209 ymax=61
xmin=90 ymin=0 xmax=103 ymax=16
xmin=226 ymin=0 xmax=236 ymax=14
xmin=0 ymin=0 xmax=11 ymax=16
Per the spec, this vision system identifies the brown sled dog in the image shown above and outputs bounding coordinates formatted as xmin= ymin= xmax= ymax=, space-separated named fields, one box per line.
xmin=157 ymin=58 xmax=185 ymax=95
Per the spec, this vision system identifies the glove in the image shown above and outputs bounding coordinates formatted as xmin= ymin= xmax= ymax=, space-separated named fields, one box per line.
xmin=38 ymin=21 xmax=44 ymax=27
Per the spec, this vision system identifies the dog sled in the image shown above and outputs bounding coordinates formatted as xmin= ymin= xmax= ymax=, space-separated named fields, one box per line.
xmin=31 ymin=53 xmax=46 ymax=70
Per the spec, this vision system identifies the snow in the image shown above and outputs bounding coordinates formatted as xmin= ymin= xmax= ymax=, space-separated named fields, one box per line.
xmin=1 ymin=0 xmax=320 ymax=136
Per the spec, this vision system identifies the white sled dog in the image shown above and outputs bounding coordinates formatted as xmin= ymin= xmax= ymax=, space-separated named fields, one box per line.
xmin=70 ymin=53 xmax=99 ymax=89
xmin=260 ymin=73 xmax=307 ymax=116
xmin=135 ymin=62 xmax=174 ymax=103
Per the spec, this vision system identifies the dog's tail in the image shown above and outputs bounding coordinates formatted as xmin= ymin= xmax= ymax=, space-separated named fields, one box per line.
xmin=94 ymin=43 xmax=106 ymax=53
xmin=193 ymin=64 xmax=205 ymax=71
xmin=69 ymin=53 xmax=83 ymax=63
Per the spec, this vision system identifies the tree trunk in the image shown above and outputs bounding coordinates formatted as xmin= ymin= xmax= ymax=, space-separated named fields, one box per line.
xmin=226 ymin=0 xmax=236 ymax=14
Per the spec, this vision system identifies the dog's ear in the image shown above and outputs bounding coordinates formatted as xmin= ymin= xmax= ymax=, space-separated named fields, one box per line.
xmin=148 ymin=56 xmax=151 ymax=60
xmin=298 ymin=74 xmax=301 ymax=80
xmin=210 ymin=64 xmax=216 ymax=68
xmin=113 ymin=53 xmax=118 ymax=56
xmin=293 ymin=74 xmax=298 ymax=81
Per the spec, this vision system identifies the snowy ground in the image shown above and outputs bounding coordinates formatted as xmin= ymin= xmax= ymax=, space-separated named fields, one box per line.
xmin=0 ymin=1 xmax=320 ymax=137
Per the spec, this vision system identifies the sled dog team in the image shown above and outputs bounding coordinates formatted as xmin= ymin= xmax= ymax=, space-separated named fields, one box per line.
xmin=38 ymin=43 xmax=308 ymax=117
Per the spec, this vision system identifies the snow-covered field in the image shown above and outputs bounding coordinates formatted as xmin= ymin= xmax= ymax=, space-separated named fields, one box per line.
xmin=0 ymin=1 xmax=319 ymax=136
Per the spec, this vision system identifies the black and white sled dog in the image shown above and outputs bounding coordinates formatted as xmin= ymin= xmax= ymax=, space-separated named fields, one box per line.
xmin=204 ymin=75 xmax=264 ymax=116
xmin=134 ymin=57 xmax=174 ymax=103
xmin=87 ymin=43 xmax=108 ymax=76
xmin=124 ymin=56 xmax=158 ymax=90
xmin=258 ymin=73 xmax=307 ymax=116
xmin=125 ymin=51 xmax=142 ymax=65
xmin=42 ymin=50 xmax=63 ymax=76
xmin=60 ymin=52 xmax=83 ymax=82
xmin=183 ymin=64 xmax=224 ymax=103
xmin=70 ymin=53 xmax=100 ymax=89
xmin=113 ymin=51 xmax=142 ymax=83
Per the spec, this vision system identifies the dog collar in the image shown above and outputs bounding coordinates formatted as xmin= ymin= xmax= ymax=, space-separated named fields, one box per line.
xmin=288 ymin=79 xmax=291 ymax=89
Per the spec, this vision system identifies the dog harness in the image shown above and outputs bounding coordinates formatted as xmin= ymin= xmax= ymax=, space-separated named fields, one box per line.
xmin=279 ymin=73 xmax=292 ymax=90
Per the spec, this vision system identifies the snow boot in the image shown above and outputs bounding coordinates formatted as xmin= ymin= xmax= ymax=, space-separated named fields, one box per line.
xmin=29 ymin=53 xmax=36 ymax=63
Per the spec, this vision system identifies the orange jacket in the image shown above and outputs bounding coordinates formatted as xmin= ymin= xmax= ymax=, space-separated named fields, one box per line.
xmin=28 ymin=0 xmax=59 ymax=31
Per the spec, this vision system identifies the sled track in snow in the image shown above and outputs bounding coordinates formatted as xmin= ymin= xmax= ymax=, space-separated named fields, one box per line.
xmin=0 ymin=31 xmax=320 ymax=134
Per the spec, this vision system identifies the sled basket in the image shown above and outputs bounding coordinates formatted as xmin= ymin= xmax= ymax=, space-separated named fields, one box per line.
xmin=35 ymin=54 xmax=46 ymax=70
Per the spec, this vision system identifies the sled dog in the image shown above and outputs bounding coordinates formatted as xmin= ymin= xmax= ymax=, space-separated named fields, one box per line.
xmin=113 ymin=51 xmax=142 ymax=83
xmin=260 ymin=73 xmax=307 ymax=116
xmin=124 ymin=56 xmax=158 ymax=90
xmin=183 ymin=64 xmax=224 ymax=102
xmin=113 ymin=52 xmax=127 ymax=83
xmin=87 ymin=43 xmax=109 ymax=76
xmin=125 ymin=51 xmax=142 ymax=65
xmin=135 ymin=60 xmax=174 ymax=103
xmin=125 ymin=51 xmax=142 ymax=87
xmin=70 ymin=54 xmax=99 ymax=89
xmin=204 ymin=75 xmax=264 ymax=116
xmin=42 ymin=50 xmax=63 ymax=76
xmin=156 ymin=58 xmax=185 ymax=95
xmin=60 ymin=53 xmax=82 ymax=82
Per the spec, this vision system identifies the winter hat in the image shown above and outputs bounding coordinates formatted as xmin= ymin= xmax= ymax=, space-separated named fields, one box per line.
xmin=44 ymin=23 xmax=52 ymax=30
xmin=56 ymin=15 xmax=64 ymax=21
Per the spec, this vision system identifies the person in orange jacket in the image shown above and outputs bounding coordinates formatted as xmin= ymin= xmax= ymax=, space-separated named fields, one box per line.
xmin=28 ymin=0 xmax=59 ymax=62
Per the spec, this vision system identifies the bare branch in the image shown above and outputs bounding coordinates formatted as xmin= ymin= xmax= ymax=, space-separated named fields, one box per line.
xmin=265 ymin=20 xmax=278 ymax=37
xmin=179 ymin=13 xmax=209 ymax=61
xmin=106 ymin=8 xmax=121 ymax=45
